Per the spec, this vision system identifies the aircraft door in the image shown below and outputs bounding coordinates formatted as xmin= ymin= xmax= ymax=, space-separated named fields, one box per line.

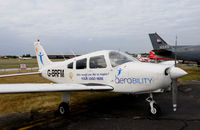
xmin=87 ymin=55 xmax=111 ymax=85
xmin=73 ymin=58 xmax=89 ymax=84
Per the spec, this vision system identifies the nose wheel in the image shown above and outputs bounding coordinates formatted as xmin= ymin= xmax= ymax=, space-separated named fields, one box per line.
xmin=146 ymin=94 xmax=161 ymax=118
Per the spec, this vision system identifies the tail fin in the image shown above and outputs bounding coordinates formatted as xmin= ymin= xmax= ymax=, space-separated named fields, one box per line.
xmin=149 ymin=33 xmax=170 ymax=50
xmin=34 ymin=40 xmax=52 ymax=70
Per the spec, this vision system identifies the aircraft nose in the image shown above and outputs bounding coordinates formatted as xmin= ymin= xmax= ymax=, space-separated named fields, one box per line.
xmin=169 ymin=67 xmax=188 ymax=79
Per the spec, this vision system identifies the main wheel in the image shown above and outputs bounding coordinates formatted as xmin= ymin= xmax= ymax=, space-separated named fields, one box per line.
xmin=58 ymin=102 xmax=70 ymax=116
xmin=148 ymin=103 xmax=161 ymax=119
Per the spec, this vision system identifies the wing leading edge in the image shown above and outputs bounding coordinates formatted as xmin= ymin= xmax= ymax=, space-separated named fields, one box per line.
xmin=0 ymin=83 xmax=113 ymax=94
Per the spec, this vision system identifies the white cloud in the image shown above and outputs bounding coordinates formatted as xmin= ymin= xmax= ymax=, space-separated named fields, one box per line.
xmin=0 ymin=0 xmax=200 ymax=55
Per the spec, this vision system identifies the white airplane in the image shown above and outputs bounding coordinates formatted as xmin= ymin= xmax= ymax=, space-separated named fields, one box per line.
xmin=0 ymin=40 xmax=187 ymax=118
xmin=19 ymin=56 xmax=32 ymax=60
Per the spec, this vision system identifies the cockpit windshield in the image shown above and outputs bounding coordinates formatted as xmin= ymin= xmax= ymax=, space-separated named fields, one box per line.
xmin=109 ymin=51 xmax=139 ymax=67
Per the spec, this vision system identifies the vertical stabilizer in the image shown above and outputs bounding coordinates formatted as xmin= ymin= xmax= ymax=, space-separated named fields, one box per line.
xmin=34 ymin=40 xmax=52 ymax=70
xmin=149 ymin=33 xmax=170 ymax=50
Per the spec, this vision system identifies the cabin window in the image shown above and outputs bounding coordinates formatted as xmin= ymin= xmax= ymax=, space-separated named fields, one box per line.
xmin=67 ymin=62 xmax=73 ymax=69
xmin=89 ymin=55 xmax=107 ymax=69
xmin=109 ymin=51 xmax=138 ymax=67
xmin=76 ymin=58 xmax=87 ymax=69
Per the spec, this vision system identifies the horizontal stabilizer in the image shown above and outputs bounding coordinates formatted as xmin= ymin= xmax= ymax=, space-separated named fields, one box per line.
xmin=152 ymin=49 xmax=172 ymax=57
xmin=152 ymin=49 xmax=171 ymax=53
xmin=0 ymin=83 xmax=113 ymax=94
xmin=0 ymin=72 xmax=41 ymax=78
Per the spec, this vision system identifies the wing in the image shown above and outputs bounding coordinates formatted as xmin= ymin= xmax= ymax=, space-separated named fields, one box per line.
xmin=0 ymin=83 xmax=113 ymax=94
xmin=0 ymin=72 xmax=41 ymax=78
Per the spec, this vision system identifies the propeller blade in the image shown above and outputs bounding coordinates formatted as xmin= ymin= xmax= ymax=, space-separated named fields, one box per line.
xmin=172 ymin=35 xmax=178 ymax=112
xmin=172 ymin=79 xmax=178 ymax=111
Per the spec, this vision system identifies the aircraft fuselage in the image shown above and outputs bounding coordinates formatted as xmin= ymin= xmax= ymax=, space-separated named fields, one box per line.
xmin=155 ymin=45 xmax=200 ymax=63
xmin=41 ymin=50 xmax=173 ymax=94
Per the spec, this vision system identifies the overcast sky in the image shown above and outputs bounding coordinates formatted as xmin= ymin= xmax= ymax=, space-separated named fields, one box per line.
xmin=0 ymin=0 xmax=200 ymax=56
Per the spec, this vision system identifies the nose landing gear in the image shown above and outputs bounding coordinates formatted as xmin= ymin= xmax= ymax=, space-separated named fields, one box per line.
xmin=146 ymin=93 xmax=161 ymax=118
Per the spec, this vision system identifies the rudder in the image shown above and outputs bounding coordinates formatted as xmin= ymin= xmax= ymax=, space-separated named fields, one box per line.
xmin=34 ymin=40 xmax=52 ymax=70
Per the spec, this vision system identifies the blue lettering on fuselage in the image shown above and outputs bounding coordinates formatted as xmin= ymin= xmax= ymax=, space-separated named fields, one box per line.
xmin=115 ymin=76 xmax=152 ymax=85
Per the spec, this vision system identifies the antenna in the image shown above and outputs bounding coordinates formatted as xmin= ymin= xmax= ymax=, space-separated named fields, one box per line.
xmin=60 ymin=52 xmax=66 ymax=60
xmin=70 ymin=49 xmax=76 ymax=58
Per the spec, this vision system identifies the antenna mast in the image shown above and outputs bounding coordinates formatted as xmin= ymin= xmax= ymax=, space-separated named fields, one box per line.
xmin=70 ymin=49 xmax=76 ymax=58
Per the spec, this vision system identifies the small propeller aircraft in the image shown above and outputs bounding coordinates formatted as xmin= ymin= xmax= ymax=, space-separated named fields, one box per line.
xmin=149 ymin=51 xmax=171 ymax=61
xmin=0 ymin=40 xmax=187 ymax=117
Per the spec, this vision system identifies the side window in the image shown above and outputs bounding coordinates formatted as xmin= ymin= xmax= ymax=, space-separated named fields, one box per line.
xmin=76 ymin=58 xmax=87 ymax=69
xmin=89 ymin=55 xmax=107 ymax=69
xmin=67 ymin=62 xmax=73 ymax=69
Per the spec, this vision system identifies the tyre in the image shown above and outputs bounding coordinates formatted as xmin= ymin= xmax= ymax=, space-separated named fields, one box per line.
xmin=147 ymin=103 xmax=161 ymax=119
xmin=58 ymin=102 xmax=70 ymax=116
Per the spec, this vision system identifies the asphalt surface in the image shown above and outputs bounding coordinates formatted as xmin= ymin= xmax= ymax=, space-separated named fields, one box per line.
xmin=1 ymin=80 xmax=200 ymax=130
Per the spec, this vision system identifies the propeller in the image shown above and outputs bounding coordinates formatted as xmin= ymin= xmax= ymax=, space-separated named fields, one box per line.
xmin=172 ymin=35 xmax=178 ymax=111
xmin=167 ymin=66 xmax=187 ymax=111
xmin=164 ymin=35 xmax=187 ymax=111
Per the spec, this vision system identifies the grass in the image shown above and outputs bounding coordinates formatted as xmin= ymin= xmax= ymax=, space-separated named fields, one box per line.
xmin=179 ymin=65 xmax=200 ymax=84
xmin=0 ymin=58 xmax=64 ymax=69
xmin=0 ymin=72 xmax=56 ymax=114
xmin=0 ymin=71 xmax=118 ymax=114
xmin=0 ymin=59 xmax=38 ymax=69
xmin=0 ymin=61 xmax=199 ymax=114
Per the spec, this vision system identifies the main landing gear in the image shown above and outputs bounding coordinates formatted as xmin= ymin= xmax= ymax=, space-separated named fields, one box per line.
xmin=146 ymin=93 xmax=161 ymax=118
xmin=57 ymin=92 xmax=70 ymax=116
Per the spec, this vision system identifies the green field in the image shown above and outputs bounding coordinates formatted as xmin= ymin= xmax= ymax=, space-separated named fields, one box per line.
xmin=0 ymin=58 xmax=64 ymax=69
xmin=0 ymin=72 xmax=120 ymax=114
xmin=0 ymin=59 xmax=38 ymax=69
xmin=0 ymin=60 xmax=199 ymax=115
xmin=179 ymin=65 xmax=200 ymax=84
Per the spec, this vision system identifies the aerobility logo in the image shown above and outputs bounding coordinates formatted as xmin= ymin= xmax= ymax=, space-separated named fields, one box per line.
xmin=117 ymin=68 xmax=122 ymax=76
xmin=115 ymin=68 xmax=152 ymax=85
xmin=39 ymin=52 xmax=44 ymax=65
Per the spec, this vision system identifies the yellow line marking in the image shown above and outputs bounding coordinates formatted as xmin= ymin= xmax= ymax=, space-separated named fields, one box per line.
xmin=18 ymin=117 xmax=61 ymax=130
